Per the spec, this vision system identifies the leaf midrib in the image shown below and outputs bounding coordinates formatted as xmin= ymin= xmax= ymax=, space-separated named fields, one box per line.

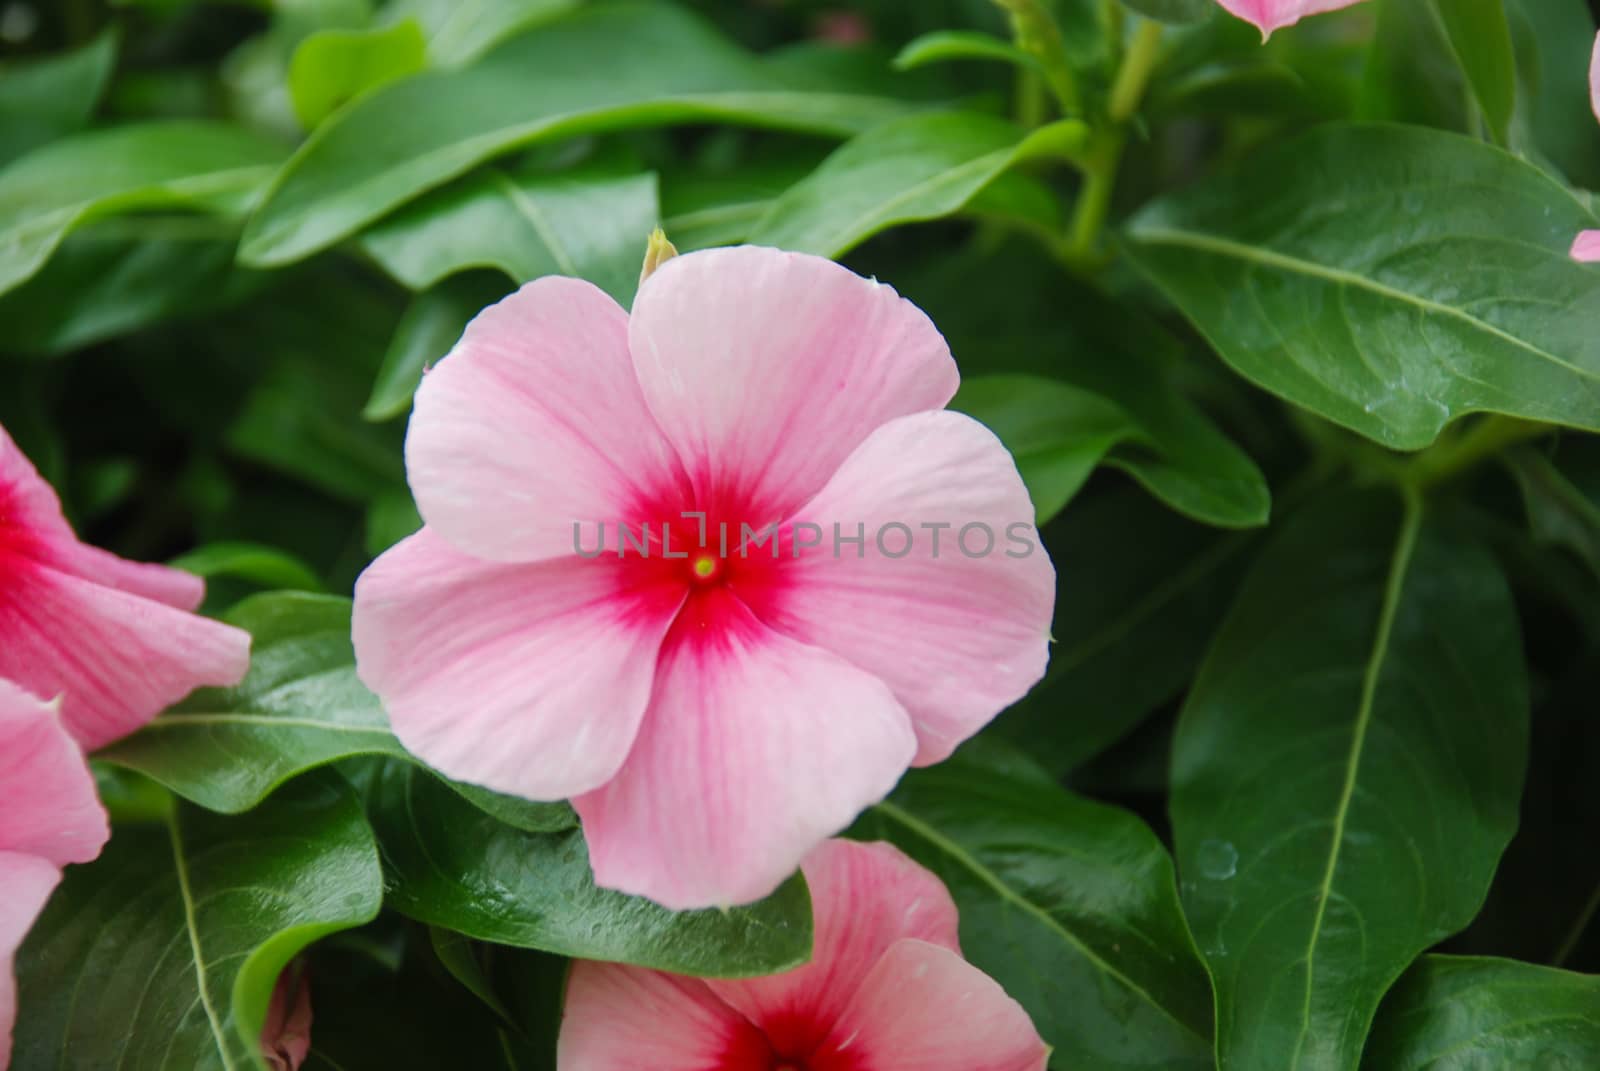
xmin=167 ymin=811 xmax=237 ymax=1071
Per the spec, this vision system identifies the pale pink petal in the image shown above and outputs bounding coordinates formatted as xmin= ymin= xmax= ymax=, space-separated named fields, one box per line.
xmin=0 ymin=558 xmax=250 ymax=750
xmin=1590 ymin=31 xmax=1600 ymax=124
xmin=813 ymin=940 xmax=1049 ymax=1071
xmin=771 ymin=411 xmax=1054 ymax=766
xmin=1572 ymin=230 xmax=1600 ymax=263
xmin=627 ymin=246 xmax=958 ymax=523
xmin=352 ymin=527 xmax=683 ymax=801
xmin=405 ymin=276 xmax=690 ymax=563
xmin=708 ymin=839 xmax=960 ymax=1060
xmin=260 ymin=962 xmax=312 ymax=1071
xmin=0 ymin=426 xmax=201 ymax=610
xmin=573 ymin=596 xmax=917 ymax=910
xmin=0 ymin=679 xmax=108 ymax=865
xmin=1 ymin=851 xmax=61 ymax=1071
xmin=1214 ymin=0 xmax=1366 ymax=38
xmin=558 ymin=961 xmax=774 ymax=1070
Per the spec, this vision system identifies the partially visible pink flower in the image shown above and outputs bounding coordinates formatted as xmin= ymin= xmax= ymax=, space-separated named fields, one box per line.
xmin=814 ymin=11 xmax=871 ymax=45
xmin=1573 ymin=34 xmax=1600 ymax=263
xmin=557 ymin=839 xmax=1049 ymax=1071
xmin=0 ymin=424 xmax=250 ymax=750
xmin=1 ymin=678 xmax=109 ymax=1069
xmin=1215 ymin=0 xmax=1367 ymax=38
xmin=261 ymin=960 xmax=313 ymax=1071
xmin=352 ymin=246 xmax=1054 ymax=910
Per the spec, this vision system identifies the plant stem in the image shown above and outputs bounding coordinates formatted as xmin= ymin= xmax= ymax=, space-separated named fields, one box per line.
xmin=993 ymin=0 xmax=1081 ymax=115
xmin=1554 ymin=878 xmax=1600 ymax=967
xmin=1109 ymin=18 xmax=1164 ymax=122
xmin=1406 ymin=416 xmax=1549 ymax=490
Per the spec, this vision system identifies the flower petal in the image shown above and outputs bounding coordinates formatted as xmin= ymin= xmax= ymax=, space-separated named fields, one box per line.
xmin=558 ymin=961 xmax=773 ymax=1070
xmin=1 ymin=426 xmax=201 ymax=610
xmin=0 ymin=679 xmax=107 ymax=865
xmin=574 ymin=595 xmax=917 ymax=910
xmin=773 ymin=411 xmax=1054 ymax=766
xmin=1591 ymin=31 xmax=1600 ymax=124
xmin=813 ymin=939 xmax=1049 ymax=1071
xmin=1572 ymin=229 xmax=1600 ymax=263
xmin=708 ymin=839 xmax=960 ymax=1061
xmin=0 ymin=559 xmax=249 ymax=750
xmin=1 ymin=851 xmax=61 ymax=1071
xmin=405 ymin=276 xmax=690 ymax=563
xmin=627 ymin=246 xmax=958 ymax=522
xmin=353 ymin=527 xmax=682 ymax=801
xmin=1214 ymin=0 xmax=1366 ymax=38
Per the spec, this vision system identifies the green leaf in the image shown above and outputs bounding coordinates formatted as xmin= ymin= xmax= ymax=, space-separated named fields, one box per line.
xmin=168 ymin=541 xmax=326 ymax=592
xmin=1363 ymin=956 xmax=1600 ymax=1069
xmin=0 ymin=120 xmax=283 ymax=298
xmin=749 ymin=111 xmax=1084 ymax=258
xmin=97 ymin=591 xmax=576 ymax=834
xmin=0 ymin=27 xmax=118 ymax=164
xmin=1121 ymin=0 xmax=1213 ymax=25
xmin=1171 ymin=490 xmax=1529 ymax=1071
xmin=366 ymin=760 xmax=815 ymax=976
xmin=359 ymin=162 xmax=659 ymax=301
xmin=1506 ymin=439 xmax=1600 ymax=582
xmin=858 ymin=740 xmax=1215 ymax=1070
xmin=1125 ymin=123 xmax=1600 ymax=451
xmin=660 ymin=152 xmax=827 ymax=251
xmin=1506 ymin=0 xmax=1600 ymax=187
xmin=363 ymin=271 xmax=512 ymax=422
xmin=892 ymin=30 xmax=1041 ymax=74
xmin=238 ymin=2 xmax=916 ymax=267
xmin=1433 ymin=0 xmax=1517 ymax=144
xmin=14 ymin=773 xmax=383 ymax=1071
xmin=994 ymin=487 xmax=1255 ymax=775
xmin=388 ymin=0 xmax=579 ymax=67
xmin=288 ymin=18 xmax=428 ymax=129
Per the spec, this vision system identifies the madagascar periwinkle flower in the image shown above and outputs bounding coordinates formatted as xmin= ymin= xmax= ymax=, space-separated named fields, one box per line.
xmin=352 ymin=246 xmax=1055 ymax=910
xmin=0 ymin=425 xmax=250 ymax=750
xmin=557 ymin=838 xmax=1049 ymax=1071
xmin=260 ymin=961 xmax=313 ymax=1071
xmin=0 ymin=678 xmax=109 ymax=1068
xmin=1572 ymin=34 xmax=1600 ymax=263
xmin=1215 ymin=0 xmax=1367 ymax=38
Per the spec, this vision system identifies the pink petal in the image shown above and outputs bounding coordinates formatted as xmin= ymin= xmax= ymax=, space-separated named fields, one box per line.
xmin=772 ymin=411 xmax=1054 ymax=766
xmin=1214 ymin=0 xmax=1367 ymax=37
xmin=352 ymin=527 xmax=683 ymax=801
xmin=558 ymin=961 xmax=774 ymax=1070
xmin=1591 ymin=31 xmax=1600 ymax=124
xmin=0 ymin=679 xmax=108 ymax=866
xmin=573 ymin=595 xmax=918 ymax=910
xmin=1 ymin=426 xmax=201 ymax=609
xmin=1 ymin=851 xmax=61 ymax=1071
xmin=1572 ymin=230 xmax=1600 ymax=263
xmin=813 ymin=940 xmax=1049 ymax=1071
xmin=405 ymin=276 xmax=690 ymax=563
xmin=627 ymin=246 xmax=958 ymax=523
xmin=260 ymin=962 xmax=313 ymax=1071
xmin=0 ymin=557 xmax=250 ymax=750
xmin=708 ymin=839 xmax=961 ymax=1061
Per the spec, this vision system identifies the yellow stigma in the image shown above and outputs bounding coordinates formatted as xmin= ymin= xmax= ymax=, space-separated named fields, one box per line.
xmin=691 ymin=555 xmax=718 ymax=580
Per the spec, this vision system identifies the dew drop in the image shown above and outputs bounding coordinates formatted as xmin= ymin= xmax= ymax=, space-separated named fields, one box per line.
xmin=1196 ymin=839 xmax=1238 ymax=881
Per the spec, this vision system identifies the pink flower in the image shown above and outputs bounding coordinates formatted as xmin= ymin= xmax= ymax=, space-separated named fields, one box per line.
xmin=557 ymin=838 xmax=1049 ymax=1071
xmin=1215 ymin=0 xmax=1367 ymax=38
xmin=261 ymin=961 xmax=313 ymax=1071
xmin=0 ymin=424 xmax=250 ymax=750
xmin=1 ymin=678 xmax=109 ymax=1069
xmin=1573 ymin=34 xmax=1600 ymax=263
xmin=352 ymin=246 xmax=1054 ymax=909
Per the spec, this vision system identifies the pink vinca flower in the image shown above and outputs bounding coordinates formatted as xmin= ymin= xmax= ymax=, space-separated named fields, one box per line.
xmin=1215 ymin=0 xmax=1367 ymax=38
xmin=261 ymin=961 xmax=313 ymax=1071
xmin=352 ymin=246 xmax=1054 ymax=910
xmin=1 ymin=678 xmax=110 ymax=1069
xmin=0 ymin=424 xmax=250 ymax=750
xmin=557 ymin=838 xmax=1049 ymax=1071
xmin=1573 ymin=33 xmax=1600 ymax=262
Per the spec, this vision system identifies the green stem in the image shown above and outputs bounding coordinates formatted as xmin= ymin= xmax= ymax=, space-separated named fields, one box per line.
xmin=1109 ymin=18 xmax=1164 ymax=122
xmin=1554 ymin=879 xmax=1600 ymax=967
xmin=993 ymin=0 xmax=1081 ymax=115
xmin=1405 ymin=416 xmax=1549 ymax=490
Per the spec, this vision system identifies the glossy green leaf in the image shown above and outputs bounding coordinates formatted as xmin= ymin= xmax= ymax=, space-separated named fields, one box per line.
xmin=1171 ymin=491 xmax=1529 ymax=1071
xmin=0 ymin=27 xmax=118 ymax=163
xmin=0 ymin=121 xmax=282 ymax=298
xmin=1122 ymin=0 xmax=1213 ymax=24
xmin=1434 ymin=0 xmax=1516 ymax=144
xmin=168 ymin=541 xmax=325 ymax=592
xmin=1363 ymin=956 xmax=1600 ymax=1069
xmin=660 ymin=153 xmax=826 ymax=251
xmin=13 ymin=774 xmax=383 ymax=1070
xmin=994 ymin=487 xmax=1255 ymax=775
xmin=366 ymin=760 xmax=814 ymax=977
xmin=389 ymin=0 xmax=579 ymax=67
xmin=1506 ymin=0 xmax=1600 ymax=187
xmin=239 ymin=2 xmax=915 ymax=267
xmin=359 ymin=163 xmax=658 ymax=300
xmin=1125 ymin=123 xmax=1600 ymax=451
xmin=288 ymin=19 xmax=428 ymax=128
xmin=363 ymin=271 xmax=512 ymax=421
xmin=892 ymin=30 xmax=1041 ymax=73
xmin=98 ymin=591 xmax=576 ymax=833
xmin=858 ymin=740 xmax=1215 ymax=1070
xmin=750 ymin=111 xmax=1084 ymax=257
